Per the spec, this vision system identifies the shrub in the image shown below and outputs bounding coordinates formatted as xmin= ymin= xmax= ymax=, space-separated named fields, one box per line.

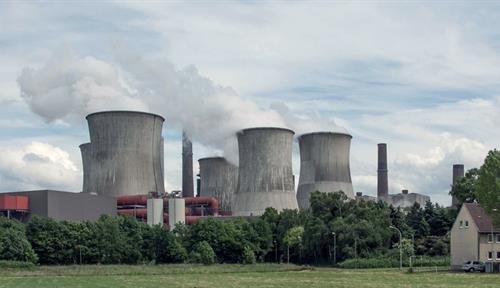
xmin=0 ymin=260 xmax=36 ymax=269
xmin=242 ymin=246 xmax=256 ymax=264
xmin=0 ymin=228 xmax=38 ymax=263
xmin=337 ymin=255 xmax=450 ymax=269
xmin=191 ymin=241 xmax=215 ymax=265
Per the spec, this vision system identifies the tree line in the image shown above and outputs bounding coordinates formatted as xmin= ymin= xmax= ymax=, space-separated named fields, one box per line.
xmin=0 ymin=191 xmax=454 ymax=265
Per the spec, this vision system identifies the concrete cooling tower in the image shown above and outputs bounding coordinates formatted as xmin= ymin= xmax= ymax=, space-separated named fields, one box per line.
xmin=79 ymin=143 xmax=95 ymax=193
xmin=198 ymin=157 xmax=238 ymax=212
xmin=85 ymin=111 xmax=165 ymax=197
xmin=233 ymin=127 xmax=298 ymax=216
xmin=296 ymin=132 xmax=354 ymax=209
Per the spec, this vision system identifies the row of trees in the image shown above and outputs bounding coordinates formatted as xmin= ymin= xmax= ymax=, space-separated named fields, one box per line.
xmin=0 ymin=193 xmax=453 ymax=265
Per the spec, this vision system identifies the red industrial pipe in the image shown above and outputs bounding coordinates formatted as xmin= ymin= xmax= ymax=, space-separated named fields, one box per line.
xmin=117 ymin=194 xmax=148 ymax=206
xmin=117 ymin=209 xmax=201 ymax=225
xmin=116 ymin=195 xmax=220 ymax=216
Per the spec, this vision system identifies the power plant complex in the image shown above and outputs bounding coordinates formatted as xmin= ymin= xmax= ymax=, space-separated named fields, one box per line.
xmin=1 ymin=109 xmax=453 ymax=225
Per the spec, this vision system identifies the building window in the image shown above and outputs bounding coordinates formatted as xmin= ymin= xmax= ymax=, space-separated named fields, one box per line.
xmin=497 ymin=252 xmax=500 ymax=260
xmin=488 ymin=251 xmax=493 ymax=260
xmin=488 ymin=234 xmax=494 ymax=243
xmin=465 ymin=220 xmax=469 ymax=228
xmin=497 ymin=234 xmax=500 ymax=243
xmin=459 ymin=220 xmax=463 ymax=228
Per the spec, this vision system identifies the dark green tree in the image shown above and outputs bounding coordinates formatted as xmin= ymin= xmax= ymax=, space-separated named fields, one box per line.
xmin=476 ymin=150 xmax=500 ymax=225
xmin=450 ymin=168 xmax=479 ymax=205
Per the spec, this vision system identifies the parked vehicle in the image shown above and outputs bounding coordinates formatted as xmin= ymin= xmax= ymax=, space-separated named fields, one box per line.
xmin=461 ymin=261 xmax=485 ymax=272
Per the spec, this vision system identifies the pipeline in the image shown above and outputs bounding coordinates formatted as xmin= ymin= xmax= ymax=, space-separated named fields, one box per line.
xmin=116 ymin=209 xmax=201 ymax=225
xmin=117 ymin=195 xmax=220 ymax=216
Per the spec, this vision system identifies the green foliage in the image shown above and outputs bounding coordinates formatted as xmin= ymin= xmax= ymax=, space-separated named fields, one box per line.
xmin=337 ymin=255 xmax=450 ymax=269
xmin=242 ymin=246 xmax=256 ymax=264
xmin=190 ymin=241 xmax=215 ymax=265
xmin=450 ymin=168 xmax=479 ymax=204
xmin=143 ymin=225 xmax=187 ymax=264
xmin=476 ymin=149 xmax=500 ymax=225
xmin=0 ymin=228 xmax=38 ymax=263
xmin=0 ymin=260 xmax=35 ymax=269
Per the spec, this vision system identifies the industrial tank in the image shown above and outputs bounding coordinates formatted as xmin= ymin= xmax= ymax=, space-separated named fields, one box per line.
xmin=233 ymin=127 xmax=298 ymax=216
xmin=85 ymin=111 xmax=165 ymax=197
xmin=296 ymin=132 xmax=354 ymax=209
xmin=198 ymin=157 xmax=238 ymax=212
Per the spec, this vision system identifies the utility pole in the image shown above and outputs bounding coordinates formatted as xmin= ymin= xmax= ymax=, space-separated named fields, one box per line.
xmin=390 ymin=225 xmax=402 ymax=271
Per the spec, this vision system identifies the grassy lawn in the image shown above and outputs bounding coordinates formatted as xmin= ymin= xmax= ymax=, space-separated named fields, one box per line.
xmin=0 ymin=264 xmax=499 ymax=288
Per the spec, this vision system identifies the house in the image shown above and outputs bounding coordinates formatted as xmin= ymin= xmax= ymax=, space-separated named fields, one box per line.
xmin=450 ymin=203 xmax=500 ymax=270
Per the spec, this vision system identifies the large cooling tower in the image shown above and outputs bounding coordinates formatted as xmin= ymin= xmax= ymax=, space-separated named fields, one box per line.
xmin=233 ymin=127 xmax=298 ymax=216
xmin=86 ymin=111 xmax=165 ymax=197
xmin=296 ymin=132 xmax=354 ymax=209
xmin=377 ymin=143 xmax=389 ymax=200
xmin=198 ymin=157 xmax=238 ymax=212
xmin=451 ymin=164 xmax=465 ymax=208
xmin=79 ymin=143 xmax=95 ymax=193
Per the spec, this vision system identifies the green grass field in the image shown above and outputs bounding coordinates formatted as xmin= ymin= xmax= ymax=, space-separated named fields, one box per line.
xmin=0 ymin=264 xmax=499 ymax=288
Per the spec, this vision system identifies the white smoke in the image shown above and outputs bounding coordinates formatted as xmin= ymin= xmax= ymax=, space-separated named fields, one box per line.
xmin=17 ymin=52 xmax=346 ymax=162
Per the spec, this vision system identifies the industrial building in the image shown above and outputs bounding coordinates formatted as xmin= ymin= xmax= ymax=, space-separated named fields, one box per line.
xmin=0 ymin=190 xmax=115 ymax=222
xmin=451 ymin=203 xmax=500 ymax=272
xmin=198 ymin=157 xmax=238 ymax=212
xmin=376 ymin=143 xmax=431 ymax=209
xmin=83 ymin=111 xmax=165 ymax=197
xmin=233 ymin=127 xmax=298 ymax=216
xmin=296 ymin=132 xmax=354 ymax=209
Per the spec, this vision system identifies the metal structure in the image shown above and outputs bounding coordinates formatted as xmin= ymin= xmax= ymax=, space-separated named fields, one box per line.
xmin=296 ymin=132 xmax=354 ymax=208
xmin=85 ymin=111 xmax=165 ymax=197
xmin=198 ymin=157 xmax=238 ymax=212
xmin=233 ymin=127 xmax=298 ymax=216
xmin=452 ymin=164 xmax=465 ymax=208
xmin=182 ymin=132 xmax=194 ymax=197
xmin=169 ymin=197 xmax=185 ymax=230
xmin=147 ymin=198 xmax=163 ymax=226
xmin=377 ymin=143 xmax=389 ymax=200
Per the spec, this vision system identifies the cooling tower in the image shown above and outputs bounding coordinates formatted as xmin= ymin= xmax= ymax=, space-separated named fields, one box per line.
xmin=198 ymin=157 xmax=238 ymax=212
xmin=296 ymin=132 xmax=354 ymax=209
xmin=233 ymin=127 xmax=298 ymax=216
xmin=451 ymin=164 xmax=465 ymax=207
xmin=182 ymin=132 xmax=195 ymax=197
xmin=377 ymin=143 xmax=389 ymax=200
xmin=86 ymin=111 xmax=165 ymax=197
xmin=79 ymin=143 xmax=95 ymax=193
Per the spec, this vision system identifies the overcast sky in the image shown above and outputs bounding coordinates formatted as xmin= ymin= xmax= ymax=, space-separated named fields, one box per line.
xmin=1 ymin=1 xmax=499 ymax=205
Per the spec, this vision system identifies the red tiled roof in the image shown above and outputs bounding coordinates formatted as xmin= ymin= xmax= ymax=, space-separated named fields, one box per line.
xmin=464 ymin=203 xmax=500 ymax=233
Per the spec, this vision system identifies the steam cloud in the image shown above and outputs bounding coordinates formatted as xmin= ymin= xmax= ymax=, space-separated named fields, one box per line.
xmin=17 ymin=52 xmax=346 ymax=162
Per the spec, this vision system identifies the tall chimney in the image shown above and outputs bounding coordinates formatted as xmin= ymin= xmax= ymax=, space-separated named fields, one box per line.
xmin=451 ymin=164 xmax=465 ymax=208
xmin=377 ymin=143 xmax=389 ymax=199
xmin=182 ymin=131 xmax=194 ymax=197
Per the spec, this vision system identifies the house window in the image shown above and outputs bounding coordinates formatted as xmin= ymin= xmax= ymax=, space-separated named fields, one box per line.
xmin=488 ymin=234 xmax=494 ymax=243
xmin=488 ymin=251 xmax=493 ymax=260
xmin=459 ymin=220 xmax=463 ymax=228
xmin=465 ymin=220 xmax=469 ymax=228
xmin=497 ymin=252 xmax=500 ymax=260
xmin=497 ymin=234 xmax=500 ymax=243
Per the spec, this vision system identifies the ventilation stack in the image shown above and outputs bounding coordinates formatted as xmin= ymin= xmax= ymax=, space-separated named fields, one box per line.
xmin=377 ymin=143 xmax=389 ymax=200
xmin=182 ymin=132 xmax=194 ymax=197
xmin=85 ymin=111 xmax=165 ymax=197
xmin=233 ymin=127 xmax=298 ymax=216
xmin=296 ymin=132 xmax=354 ymax=209
xmin=79 ymin=143 xmax=94 ymax=193
xmin=198 ymin=157 xmax=238 ymax=212
xmin=451 ymin=164 xmax=465 ymax=208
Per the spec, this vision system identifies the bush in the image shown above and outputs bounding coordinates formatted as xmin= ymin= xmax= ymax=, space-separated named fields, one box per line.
xmin=190 ymin=241 xmax=215 ymax=265
xmin=337 ymin=255 xmax=450 ymax=269
xmin=242 ymin=246 xmax=256 ymax=264
xmin=0 ymin=228 xmax=38 ymax=263
xmin=0 ymin=260 xmax=36 ymax=269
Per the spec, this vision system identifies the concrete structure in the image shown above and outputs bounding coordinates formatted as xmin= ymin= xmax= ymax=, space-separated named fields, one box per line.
xmin=182 ymin=132 xmax=195 ymax=197
xmin=147 ymin=198 xmax=163 ymax=226
xmin=377 ymin=143 xmax=389 ymax=200
xmin=79 ymin=143 xmax=95 ymax=193
xmin=297 ymin=132 xmax=354 ymax=208
xmin=233 ymin=127 xmax=298 ymax=216
xmin=198 ymin=157 xmax=238 ymax=212
xmin=85 ymin=111 xmax=165 ymax=197
xmin=355 ymin=192 xmax=377 ymax=202
xmin=387 ymin=189 xmax=430 ymax=209
xmin=451 ymin=203 xmax=500 ymax=270
xmin=0 ymin=190 xmax=115 ymax=222
xmin=451 ymin=164 xmax=465 ymax=208
xmin=168 ymin=197 xmax=185 ymax=230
